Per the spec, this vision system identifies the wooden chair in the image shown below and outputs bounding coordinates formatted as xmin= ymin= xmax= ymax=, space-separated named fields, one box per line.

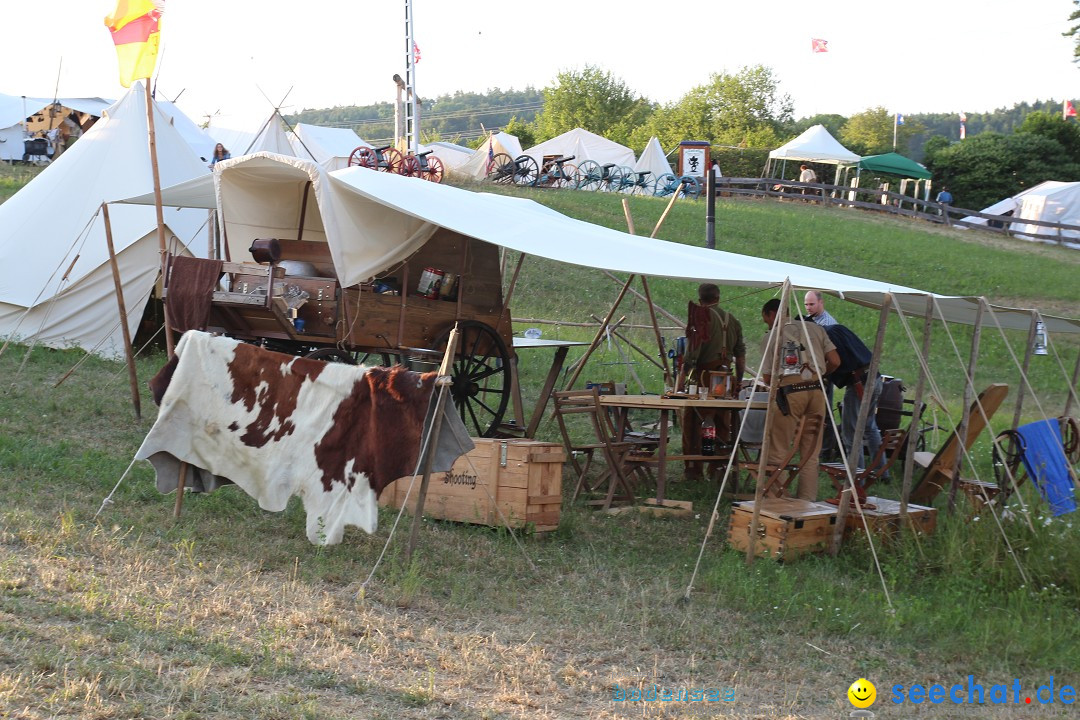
xmin=739 ymin=414 xmax=823 ymax=498
xmin=909 ymin=383 xmax=1009 ymax=505
xmin=553 ymin=388 xmax=646 ymax=508
xmin=822 ymin=426 xmax=909 ymax=498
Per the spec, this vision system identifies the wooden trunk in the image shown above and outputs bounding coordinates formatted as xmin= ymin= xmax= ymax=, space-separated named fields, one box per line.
xmin=379 ymin=439 xmax=564 ymax=531
xmin=844 ymin=497 xmax=938 ymax=540
xmin=727 ymin=498 xmax=838 ymax=561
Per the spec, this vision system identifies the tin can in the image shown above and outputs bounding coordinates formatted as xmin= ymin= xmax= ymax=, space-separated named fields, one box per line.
xmin=417 ymin=267 xmax=444 ymax=299
xmin=439 ymin=272 xmax=457 ymax=300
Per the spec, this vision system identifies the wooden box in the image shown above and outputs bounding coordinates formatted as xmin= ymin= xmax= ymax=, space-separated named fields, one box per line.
xmin=727 ymin=498 xmax=838 ymax=561
xmin=845 ymin=497 xmax=937 ymax=540
xmin=379 ymin=439 xmax=564 ymax=531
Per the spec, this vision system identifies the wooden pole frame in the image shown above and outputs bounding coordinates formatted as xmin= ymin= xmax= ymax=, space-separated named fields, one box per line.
xmin=947 ymin=298 xmax=984 ymax=514
xmin=102 ymin=203 xmax=142 ymax=421
xmin=1011 ymin=311 xmax=1039 ymax=430
xmin=900 ymin=294 xmax=934 ymax=515
xmin=144 ymin=80 xmax=175 ymax=356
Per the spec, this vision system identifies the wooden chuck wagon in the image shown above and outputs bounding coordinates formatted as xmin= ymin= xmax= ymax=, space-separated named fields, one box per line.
xmin=165 ymin=157 xmax=517 ymax=439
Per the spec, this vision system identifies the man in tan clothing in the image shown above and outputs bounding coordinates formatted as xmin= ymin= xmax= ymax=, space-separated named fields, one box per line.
xmin=759 ymin=298 xmax=839 ymax=500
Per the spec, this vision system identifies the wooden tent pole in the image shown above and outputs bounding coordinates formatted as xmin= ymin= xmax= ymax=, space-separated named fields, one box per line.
xmin=830 ymin=296 xmax=891 ymax=555
xmin=1011 ymin=311 xmax=1039 ymax=430
xmin=947 ymin=298 xmax=984 ymax=514
xmin=563 ymin=277 xmax=634 ymax=391
xmin=173 ymin=461 xmax=188 ymax=519
xmin=746 ymin=280 xmax=791 ymax=565
xmin=144 ymin=80 xmax=174 ymax=356
xmin=651 ymin=185 xmax=682 ymax=239
xmin=601 ymin=270 xmax=684 ymax=328
xmin=406 ymin=324 xmax=460 ymax=563
xmin=620 ymin=199 xmax=672 ymax=387
xmin=900 ymin=294 xmax=934 ymax=515
xmin=102 ymin=203 xmax=142 ymax=422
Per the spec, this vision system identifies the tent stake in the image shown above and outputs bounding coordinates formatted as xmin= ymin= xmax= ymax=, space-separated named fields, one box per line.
xmin=948 ymin=299 xmax=984 ymax=514
xmin=173 ymin=461 xmax=188 ymax=519
xmin=102 ymin=203 xmax=142 ymax=421
xmin=900 ymin=294 xmax=933 ymax=516
xmin=830 ymin=296 xmax=891 ymax=555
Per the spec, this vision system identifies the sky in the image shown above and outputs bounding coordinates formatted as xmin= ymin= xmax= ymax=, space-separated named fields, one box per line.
xmin=5 ymin=0 xmax=1080 ymax=133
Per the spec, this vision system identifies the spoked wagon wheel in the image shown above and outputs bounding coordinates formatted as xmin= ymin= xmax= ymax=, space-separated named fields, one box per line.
xmin=432 ymin=320 xmax=511 ymax=438
xmin=401 ymin=155 xmax=422 ymax=177
xmin=678 ymin=175 xmax=702 ymax=199
xmin=349 ymin=147 xmax=377 ymax=169
xmin=991 ymin=429 xmax=1026 ymax=502
xmin=424 ymin=156 xmax=444 ymax=183
xmin=616 ymin=165 xmax=635 ymax=193
xmin=556 ymin=162 xmax=578 ymax=189
xmin=513 ymin=155 xmax=540 ymax=186
xmin=634 ymin=172 xmax=657 ymax=196
xmin=601 ymin=165 xmax=623 ymax=193
xmin=654 ymin=172 xmax=678 ymax=197
xmin=487 ymin=152 xmax=515 ymax=183
xmin=381 ymin=148 xmax=405 ymax=174
xmin=575 ymin=160 xmax=603 ymax=190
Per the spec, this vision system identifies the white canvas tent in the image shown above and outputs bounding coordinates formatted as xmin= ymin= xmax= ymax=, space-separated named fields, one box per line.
xmin=0 ymin=93 xmax=112 ymax=162
xmin=454 ymin=132 xmax=522 ymax=180
xmin=633 ymin=136 xmax=672 ymax=181
xmin=121 ymin=152 xmax=1080 ymax=335
xmin=289 ymin=123 xmax=369 ymax=171
xmin=963 ymin=181 xmax=1080 ymax=248
xmin=420 ymin=141 xmax=474 ymax=171
xmin=767 ymin=124 xmax=860 ymax=183
xmin=158 ymin=99 xmax=218 ymax=162
xmin=0 ymin=83 xmax=211 ymax=358
xmin=524 ymin=128 xmax=635 ymax=169
xmin=210 ymin=113 xmax=295 ymax=158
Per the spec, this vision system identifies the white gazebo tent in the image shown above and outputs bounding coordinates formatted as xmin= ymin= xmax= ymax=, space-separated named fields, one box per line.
xmin=767 ymin=124 xmax=860 ymax=185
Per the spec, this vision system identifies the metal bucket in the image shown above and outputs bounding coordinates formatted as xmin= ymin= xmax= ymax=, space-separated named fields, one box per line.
xmin=406 ymin=355 xmax=440 ymax=373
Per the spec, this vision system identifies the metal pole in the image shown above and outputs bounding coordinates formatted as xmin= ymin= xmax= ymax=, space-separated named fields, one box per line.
xmin=706 ymin=165 xmax=716 ymax=249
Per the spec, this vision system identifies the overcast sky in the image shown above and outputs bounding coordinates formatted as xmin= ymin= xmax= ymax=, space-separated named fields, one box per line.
xmin=6 ymin=0 xmax=1080 ymax=131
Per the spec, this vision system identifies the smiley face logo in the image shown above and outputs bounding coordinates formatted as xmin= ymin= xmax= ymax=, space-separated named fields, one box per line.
xmin=848 ymin=678 xmax=876 ymax=708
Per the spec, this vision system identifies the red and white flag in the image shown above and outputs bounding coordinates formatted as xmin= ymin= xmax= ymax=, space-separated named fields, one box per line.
xmin=811 ymin=38 xmax=829 ymax=53
xmin=1065 ymin=100 xmax=1077 ymax=119
xmin=413 ymin=41 xmax=421 ymax=64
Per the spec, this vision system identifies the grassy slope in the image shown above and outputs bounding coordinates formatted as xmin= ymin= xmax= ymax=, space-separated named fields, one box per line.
xmin=1 ymin=179 xmax=1079 ymax=718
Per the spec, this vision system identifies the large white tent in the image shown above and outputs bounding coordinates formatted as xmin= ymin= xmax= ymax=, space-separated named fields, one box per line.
xmin=963 ymin=181 xmax=1080 ymax=249
xmin=158 ymin=99 xmax=218 ymax=162
xmin=524 ymin=128 xmax=635 ymax=169
xmin=0 ymin=93 xmax=113 ymax=162
xmin=209 ymin=114 xmax=294 ymax=158
xmin=420 ymin=141 xmax=474 ymax=171
xmin=453 ymin=132 xmax=522 ymax=180
xmin=289 ymin=123 xmax=369 ymax=171
xmin=0 ymin=83 xmax=211 ymax=358
xmin=633 ymin=136 xmax=672 ymax=181
xmin=121 ymin=152 xmax=1080 ymax=336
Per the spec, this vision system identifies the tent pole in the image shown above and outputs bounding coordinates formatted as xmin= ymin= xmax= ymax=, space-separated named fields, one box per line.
xmin=601 ymin=271 xmax=683 ymax=328
xmin=1066 ymin=348 xmax=1080 ymax=417
xmin=650 ymin=181 xmax=683 ymax=238
xmin=746 ymin=279 xmax=791 ymax=565
xmin=830 ymin=296 xmax=891 ymax=555
xmin=144 ymin=81 xmax=174 ymax=356
xmin=900 ymin=294 xmax=934 ymax=515
xmin=1011 ymin=311 xmax=1039 ymax=430
xmin=563 ymin=277 xmax=634 ymax=391
xmin=947 ymin=299 xmax=984 ymax=514
xmin=619 ymin=199 xmax=672 ymax=386
xmin=102 ymin=203 xmax=142 ymax=422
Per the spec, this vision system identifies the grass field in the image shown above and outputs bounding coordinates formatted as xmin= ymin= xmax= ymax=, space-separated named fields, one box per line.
xmin=1 ymin=177 xmax=1079 ymax=718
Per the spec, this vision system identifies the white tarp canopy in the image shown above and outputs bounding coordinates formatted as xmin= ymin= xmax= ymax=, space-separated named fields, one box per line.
xmin=121 ymin=153 xmax=1080 ymax=334
xmin=453 ymin=132 xmax=522 ymax=180
xmin=769 ymin=124 xmax=860 ymax=164
xmin=289 ymin=123 xmax=369 ymax=171
xmin=524 ymin=128 xmax=635 ymax=169
xmin=210 ymin=114 xmax=295 ymax=158
xmin=0 ymin=83 xmax=211 ymax=358
xmin=633 ymin=136 xmax=672 ymax=181
xmin=0 ymin=93 xmax=113 ymax=161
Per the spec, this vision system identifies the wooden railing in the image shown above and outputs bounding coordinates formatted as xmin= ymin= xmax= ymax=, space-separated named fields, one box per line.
xmin=717 ymin=177 xmax=1080 ymax=247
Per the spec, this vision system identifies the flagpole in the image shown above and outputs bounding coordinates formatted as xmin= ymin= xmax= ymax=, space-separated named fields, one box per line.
xmin=144 ymin=79 xmax=175 ymax=356
xmin=893 ymin=113 xmax=898 ymax=151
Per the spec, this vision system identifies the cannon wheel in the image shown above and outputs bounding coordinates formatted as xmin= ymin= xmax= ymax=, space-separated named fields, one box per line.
xmin=679 ymin=175 xmax=702 ymax=199
xmin=487 ymin=152 xmax=516 ymax=183
xmin=555 ymin=162 xmax=578 ymax=189
xmin=349 ymin=147 xmax=377 ymax=169
xmin=575 ymin=160 xmax=603 ymax=191
xmin=381 ymin=148 xmax=405 ymax=174
xmin=432 ymin=320 xmax=511 ymax=438
xmin=602 ymin=165 xmax=624 ymax=193
xmin=424 ymin=156 xmax=444 ymax=183
xmin=654 ymin=172 xmax=678 ymax=197
xmin=633 ymin=172 xmax=657 ymax=196
xmin=401 ymin=155 xmax=422 ymax=177
xmin=513 ymin=155 xmax=540 ymax=186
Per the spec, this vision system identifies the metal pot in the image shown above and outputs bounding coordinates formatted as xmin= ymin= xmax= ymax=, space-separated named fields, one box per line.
xmin=249 ymin=238 xmax=282 ymax=264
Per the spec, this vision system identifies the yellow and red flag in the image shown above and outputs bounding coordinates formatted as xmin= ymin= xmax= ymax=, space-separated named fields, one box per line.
xmin=104 ymin=0 xmax=165 ymax=88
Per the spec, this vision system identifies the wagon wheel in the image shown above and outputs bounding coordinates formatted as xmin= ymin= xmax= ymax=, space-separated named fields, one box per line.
xmin=634 ymin=172 xmax=657 ymax=196
xmin=432 ymin=320 xmax=511 ymax=438
xmin=678 ymin=175 xmax=702 ymax=199
xmin=487 ymin=152 xmax=516 ymax=183
xmin=556 ymin=162 xmax=578 ymax=189
xmin=401 ymin=155 xmax=422 ymax=178
xmin=616 ymin=165 xmax=636 ymax=193
xmin=653 ymin=172 xmax=678 ymax=197
xmin=349 ymin=147 xmax=377 ymax=169
xmin=380 ymin=148 xmax=405 ymax=174
xmin=574 ymin=160 xmax=603 ymax=191
xmin=601 ymin=165 xmax=624 ymax=193
xmin=513 ymin=155 xmax=540 ymax=186
xmin=991 ymin=429 xmax=1026 ymax=500
xmin=304 ymin=347 xmax=358 ymax=364
xmin=424 ymin=156 xmax=444 ymax=183
xmin=1061 ymin=416 xmax=1080 ymax=464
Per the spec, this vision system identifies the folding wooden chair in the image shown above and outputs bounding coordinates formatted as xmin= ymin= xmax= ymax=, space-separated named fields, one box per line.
xmin=821 ymin=426 xmax=908 ymax=508
xmin=739 ymin=414 xmax=823 ymax=498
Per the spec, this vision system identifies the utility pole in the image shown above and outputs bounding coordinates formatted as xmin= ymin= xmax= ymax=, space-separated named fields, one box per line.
xmin=404 ymin=0 xmax=419 ymax=154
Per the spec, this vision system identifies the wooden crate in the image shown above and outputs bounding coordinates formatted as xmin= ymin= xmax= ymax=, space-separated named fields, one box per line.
xmin=844 ymin=497 xmax=937 ymax=540
xmin=379 ymin=439 xmax=564 ymax=531
xmin=727 ymin=498 xmax=838 ymax=561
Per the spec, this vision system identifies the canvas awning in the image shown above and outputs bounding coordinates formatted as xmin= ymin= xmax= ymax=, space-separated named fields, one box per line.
xmin=858 ymin=152 xmax=932 ymax=180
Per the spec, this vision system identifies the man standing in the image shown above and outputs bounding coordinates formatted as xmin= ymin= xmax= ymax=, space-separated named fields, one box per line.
xmin=804 ymin=290 xmax=839 ymax=459
xmin=760 ymin=299 xmax=839 ymax=501
xmin=823 ymin=324 xmax=884 ymax=473
xmin=799 ymin=164 xmax=817 ymax=198
xmin=804 ymin=290 xmax=837 ymax=327
xmin=681 ymin=283 xmax=746 ymax=480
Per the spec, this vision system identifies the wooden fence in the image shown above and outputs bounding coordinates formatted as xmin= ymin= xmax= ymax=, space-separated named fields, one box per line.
xmin=718 ymin=178 xmax=1080 ymax=247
